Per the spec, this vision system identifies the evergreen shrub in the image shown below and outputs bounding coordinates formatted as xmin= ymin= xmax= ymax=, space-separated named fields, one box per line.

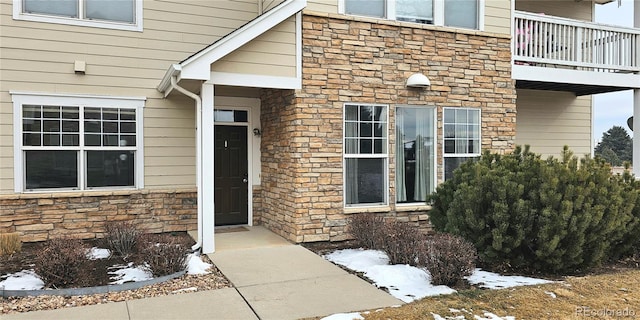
xmin=428 ymin=145 xmax=640 ymax=274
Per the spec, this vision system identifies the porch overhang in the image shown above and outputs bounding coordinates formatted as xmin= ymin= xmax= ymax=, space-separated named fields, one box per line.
xmin=513 ymin=65 xmax=640 ymax=96
xmin=157 ymin=0 xmax=306 ymax=96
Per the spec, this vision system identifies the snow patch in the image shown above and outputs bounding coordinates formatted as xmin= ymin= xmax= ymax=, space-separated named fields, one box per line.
xmin=466 ymin=269 xmax=552 ymax=289
xmin=321 ymin=312 xmax=364 ymax=320
xmin=474 ymin=312 xmax=515 ymax=320
xmin=108 ymin=263 xmax=153 ymax=284
xmin=0 ymin=270 xmax=44 ymax=290
xmin=187 ymin=254 xmax=211 ymax=275
xmin=172 ymin=287 xmax=198 ymax=294
xmin=86 ymin=247 xmax=111 ymax=260
xmin=325 ymin=248 xmax=455 ymax=302
xmin=544 ymin=291 xmax=557 ymax=298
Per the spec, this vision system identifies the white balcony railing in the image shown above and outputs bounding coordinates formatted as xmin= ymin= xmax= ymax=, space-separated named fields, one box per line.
xmin=514 ymin=11 xmax=640 ymax=73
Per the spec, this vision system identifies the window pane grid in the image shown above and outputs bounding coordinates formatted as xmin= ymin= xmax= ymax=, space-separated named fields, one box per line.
xmin=443 ymin=108 xmax=480 ymax=181
xmin=21 ymin=104 xmax=137 ymax=191
xmin=443 ymin=108 xmax=480 ymax=156
xmin=344 ymin=104 xmax=388 ymax=155
xmin=22 ymin=105 xmax=80 ymax=147
xmin=84 ymin=107 xmax=136 ymax=147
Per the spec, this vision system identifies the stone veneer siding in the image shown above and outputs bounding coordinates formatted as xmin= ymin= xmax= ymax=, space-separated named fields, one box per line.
xmin=259 ymin=13 xmax=516 ymax=243
xmin=0 ymin=189 xmax=197 ymax=242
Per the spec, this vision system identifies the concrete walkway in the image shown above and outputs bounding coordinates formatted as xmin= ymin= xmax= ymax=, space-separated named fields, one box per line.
xmin=2 ymin=226 xmax=402 ymax=320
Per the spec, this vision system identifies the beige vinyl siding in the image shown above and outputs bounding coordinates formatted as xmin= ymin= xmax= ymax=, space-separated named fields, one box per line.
xmin=211 ymin=16 xmax=297 ymax=77
xmin=515 ymin=89 xmax=592 ymax=158
xmin=484 ymin=1 xmax=511 ymax=34
xmin=263 ymin=0 xmax=287 ymax=11
xmin=0 ymin=0 xmax=262 ymax=193
xmin=516 ymin=0 xmax=593 ymax=21
xmin=306 ymin=0 xmax=339 ymax=13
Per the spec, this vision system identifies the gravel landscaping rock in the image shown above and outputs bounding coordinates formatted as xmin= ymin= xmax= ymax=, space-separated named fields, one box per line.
xmin=0 ymin=256 xmax=231 ymax=315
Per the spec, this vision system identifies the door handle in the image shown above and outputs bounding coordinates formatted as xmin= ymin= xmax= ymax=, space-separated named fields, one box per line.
xmin=242 ymin=178 xmax=248 ymax=183
xmin=242 ymin=173 xmax=248 ymax=183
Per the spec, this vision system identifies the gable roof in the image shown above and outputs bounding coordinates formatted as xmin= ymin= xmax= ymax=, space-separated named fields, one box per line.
xmin=158 ymin=0 xmax=306 ymax=94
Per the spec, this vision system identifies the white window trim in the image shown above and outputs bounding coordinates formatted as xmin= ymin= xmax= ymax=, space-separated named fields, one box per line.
xmin=343 ymin=103 xmax=390 ymax=208
xmin=12 ymin=0 xmax=143 ymax=32
xmin=11 ymin=92 xmax=146 ymax=193
xmin=395 ymin=105 xmax=437 ymax=206
xmin=442 ymin=107 xmax=482 ymax=180
xmin=339 ymin=0 xmax=485 ymax=31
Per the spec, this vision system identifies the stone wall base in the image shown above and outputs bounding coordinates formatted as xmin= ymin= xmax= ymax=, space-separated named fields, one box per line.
xmin=0 ymin=189 xmax=197 ymax=242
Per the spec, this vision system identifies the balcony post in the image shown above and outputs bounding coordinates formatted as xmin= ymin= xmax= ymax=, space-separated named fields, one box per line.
xmin=634 ymin=1 xmax=639 ymax=177
xmin=634 ymin=90 xmax=640 ymax=177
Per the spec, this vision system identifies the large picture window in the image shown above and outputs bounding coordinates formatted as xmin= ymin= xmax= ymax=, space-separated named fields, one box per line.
xmin=14 ymin=0 xmax=142 ymax=31
xmin=443 ymin=108 xmax=481 ymax=180
xmin=343 ymin=0 xmax=480 ymax=29
xmin=344 ymin=104 xmax=388 ymax=206
xmin=396 ymin=106 xmax=435 ymax=203
xmin=12 ymin=93 xmax=144 ymax=192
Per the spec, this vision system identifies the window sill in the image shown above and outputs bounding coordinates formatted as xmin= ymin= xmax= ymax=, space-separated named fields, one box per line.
xmin=344 ymin=206 xmax=391 ymax=214
xmin=13 ymin=13 xmax=142 ymax=32
xmin=395 ymin=204 xmax=432 ymax=212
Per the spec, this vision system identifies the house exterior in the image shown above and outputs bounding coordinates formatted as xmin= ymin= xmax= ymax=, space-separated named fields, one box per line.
xmin=0 ymin=0 xmax=638 ymax=254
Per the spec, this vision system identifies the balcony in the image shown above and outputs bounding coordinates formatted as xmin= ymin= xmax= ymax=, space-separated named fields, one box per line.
xmin=512 ymin=11 xmax=640 ymax=95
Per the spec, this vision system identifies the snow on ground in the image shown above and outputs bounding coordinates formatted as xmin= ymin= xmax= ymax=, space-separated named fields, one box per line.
xmin=324 ymin=249 xmax=456 ymax=302
xmin=187 ymin=254 xmax=211 ymax=275
xmin=325 ymin=249 xmax=553 ymax=299
xmin=1 ymin=253 xmax=206 ymax=290
xmin=0 ymin=270 xmax=44 ymax=290
xmin=86 ymin=247 xmax=111 ymax=260
xmin=108 ymin=263 xmax=153 ymax=285
xmin=466 ymin=269 xmax=552 ymax=289
xmin=320 ymin=312 xmax=364 ymax=320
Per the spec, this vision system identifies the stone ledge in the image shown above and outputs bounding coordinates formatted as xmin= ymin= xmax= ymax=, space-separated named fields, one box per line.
xmin=395 ymin=204 xmax=433 ymax=212
xmin=0 ymin=188 xmax=197 ymax=200
xmin=302 ymin=10 xmax=512 ymax=39
xmin=343 ymin=206 xmax=392 ymax=214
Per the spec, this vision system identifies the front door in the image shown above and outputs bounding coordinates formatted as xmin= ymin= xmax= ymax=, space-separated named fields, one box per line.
xmin=214 ymin=125 xmax=248 ymax=226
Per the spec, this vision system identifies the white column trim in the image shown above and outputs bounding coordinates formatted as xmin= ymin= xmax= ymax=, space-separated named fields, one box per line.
xmin=633 ymin=89 xmax=640 ymax=178
xmin=201 ymin=83 xmax=216 ymax=253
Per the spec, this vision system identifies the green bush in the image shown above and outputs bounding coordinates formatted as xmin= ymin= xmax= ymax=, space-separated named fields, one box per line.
xmin=428 ymin=145 xmax=640 ymax=274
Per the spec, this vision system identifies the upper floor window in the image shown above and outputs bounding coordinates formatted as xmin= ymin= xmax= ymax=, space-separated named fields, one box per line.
xmin=11 ymin=92 xmax=145 ymax=192
xmin=343 ymin=0 xmax=481 ymax=30
xmin=13 ymin=0 xmax=142 ymax=31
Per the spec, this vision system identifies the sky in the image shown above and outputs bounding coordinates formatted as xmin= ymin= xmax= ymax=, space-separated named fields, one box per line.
xmin=592 ymin=0 xmax=636 ymax=144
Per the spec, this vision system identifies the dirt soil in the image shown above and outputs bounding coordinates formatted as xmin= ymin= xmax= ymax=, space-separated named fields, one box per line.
xmin=0 ymin=232 xmax=195 ymax=288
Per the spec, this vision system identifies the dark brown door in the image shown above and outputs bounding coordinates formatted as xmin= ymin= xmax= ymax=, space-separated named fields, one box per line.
xmin=214 ymin=125 xmax=248 ymax=226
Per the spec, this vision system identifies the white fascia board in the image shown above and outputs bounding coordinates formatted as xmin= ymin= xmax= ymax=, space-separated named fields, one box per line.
xmin=157 ymin=64 xmax=182 ymax=95
xmin=512 ymin=65 xmax=640 ymax=89
xmin=210 ymin=72 xmax=301 ymax=89
xmin=180 ymin=0 xmax=307 ymax=81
